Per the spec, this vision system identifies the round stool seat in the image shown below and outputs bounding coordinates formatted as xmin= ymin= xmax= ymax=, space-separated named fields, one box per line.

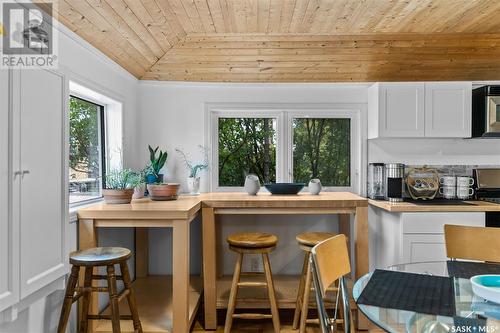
xmin=70 ymin=247 xmax=131 ymax=266
xmin=227 ymin=232 xmax=278 ymax=249
xmin=296 ymin=232 xmax=337 ymax=248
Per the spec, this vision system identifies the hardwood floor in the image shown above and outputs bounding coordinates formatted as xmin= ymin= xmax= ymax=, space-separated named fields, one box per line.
xmin=191 ymin=308 xmax=383 ymax=332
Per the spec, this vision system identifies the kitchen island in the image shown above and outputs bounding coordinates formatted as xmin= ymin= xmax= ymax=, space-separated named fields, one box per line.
xmin=368 ymin=199 xmax=500 ymax=275
xmin=77 ymin=192 xmax=368 ymax=332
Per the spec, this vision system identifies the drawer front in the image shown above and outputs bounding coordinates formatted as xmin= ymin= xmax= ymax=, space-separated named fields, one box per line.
xmin=402 ymin=212 xmax=484 ymax=234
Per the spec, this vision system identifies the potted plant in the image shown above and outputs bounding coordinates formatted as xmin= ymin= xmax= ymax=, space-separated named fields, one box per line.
xmin=103 ymin=169 xmax=142 ymax=204
xmin=145 ymin=145 xmax=168 ymax=184
xmin=147 ymin=183 xmax=180 ymax=201
xmin=132 ymin=167 xmax=148 ymax=199
xmin=176 ymin=146 xmax=209 ymax=195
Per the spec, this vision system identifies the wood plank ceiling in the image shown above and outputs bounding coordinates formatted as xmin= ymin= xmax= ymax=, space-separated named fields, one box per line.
xmin=42 ymin=0 xmax=500 ymax=82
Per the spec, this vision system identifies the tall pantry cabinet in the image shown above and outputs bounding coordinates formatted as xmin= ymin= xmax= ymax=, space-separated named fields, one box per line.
xmin=0 ymin=68 xmax=68 ymax=317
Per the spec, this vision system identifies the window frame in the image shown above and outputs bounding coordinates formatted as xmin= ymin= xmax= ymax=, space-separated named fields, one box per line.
xmin=68 ymin=94 xmax=106 ymax=206
xmin=206 ymin=103 xmax=366 ymax=195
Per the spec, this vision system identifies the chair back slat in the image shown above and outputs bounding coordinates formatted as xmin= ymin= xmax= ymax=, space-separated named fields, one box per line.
xmin=444 ymin=224 xmax=500 ymax=262
xmin=311 ymin=234 xmax=351 ymax=298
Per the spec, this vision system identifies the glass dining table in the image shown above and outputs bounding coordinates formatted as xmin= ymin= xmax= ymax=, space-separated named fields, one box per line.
xmin=353 ymin=261 xmax=500 ymax=333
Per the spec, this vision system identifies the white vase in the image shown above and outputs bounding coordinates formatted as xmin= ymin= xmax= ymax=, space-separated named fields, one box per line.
xmin=244 ymin=174 xmax=260 ymax=195
xmin=308 ymin=178 xmax=322 ymax=195
xmin=187 ymin=177 xmax=200 ymax=195
xmin=132 ymin=183 xmax=145 ymax=199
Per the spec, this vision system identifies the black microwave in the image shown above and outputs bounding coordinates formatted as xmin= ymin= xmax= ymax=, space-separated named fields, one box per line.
xmin=472 ymin=85 xmax=500 ymax=138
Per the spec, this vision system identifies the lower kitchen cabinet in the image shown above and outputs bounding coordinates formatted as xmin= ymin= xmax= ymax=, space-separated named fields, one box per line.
xmin=0 ymin=68 xmax=68 ymax=317
xmin=369 ymin=207 xmax=484 ymax=274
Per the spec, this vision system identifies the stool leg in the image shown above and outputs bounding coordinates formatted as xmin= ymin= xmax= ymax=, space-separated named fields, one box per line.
xmin=262 ymin=254 xmax=280 ymax=333
xmin=57 ymin=265 xmax=80 ymax=333
xmin=299 ymin=256 xmax=312 ymax=333
xmin=293 ymin=252 xmax=310 ymax=329
xmin=79 ymin=267 xmax=93 ymax=333
xmin=120 ymin=262 xmax=143 ymax=333
xmin=106 ymin=265 xmax=121 ymax=333
xmin=224 ymin=253 xmax=243 ymax=333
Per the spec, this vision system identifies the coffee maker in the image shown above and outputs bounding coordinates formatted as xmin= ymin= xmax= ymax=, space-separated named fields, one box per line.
xmin=384 ymin=163 xmax=405 ymax=202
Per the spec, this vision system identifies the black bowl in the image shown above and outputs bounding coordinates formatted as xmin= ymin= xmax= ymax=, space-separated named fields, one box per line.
xmin=264 ymin=183 xmax=305 ymax=195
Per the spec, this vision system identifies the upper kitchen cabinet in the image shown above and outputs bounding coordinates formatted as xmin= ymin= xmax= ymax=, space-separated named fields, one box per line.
xmin=424 ymin=82 xmax=472 ymax=137
xmin=368 ymin=82 xmax=425 ymax=138
xmin=368 ymin=82 xmax=472 ymax=138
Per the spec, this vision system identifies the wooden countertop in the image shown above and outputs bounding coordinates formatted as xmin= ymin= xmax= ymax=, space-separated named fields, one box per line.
xmin=77 ymin=192 xmax=368 ymax=219
xmin=369 ymin=199 xmax=500 ymax=212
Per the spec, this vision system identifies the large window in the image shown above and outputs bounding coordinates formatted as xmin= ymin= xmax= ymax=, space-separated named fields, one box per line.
xmin=218 ymin=118 xmax=276 ymax=186
xmin=209 ymin=107 xmax=361 ymax=192
xmin=69 ymin=95 xmax=105 ymax=205
xmin=292 ymin=118 xmax=350 ymax=186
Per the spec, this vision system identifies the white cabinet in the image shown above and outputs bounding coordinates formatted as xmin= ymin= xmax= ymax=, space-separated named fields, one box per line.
xmin=368 ymin=81 xmax=472 ymax=138
xmin=0 ymin=70 xmax=19 ymax=313
xmin=425 ymin=82 xmax=472 ymax=137
xmin=368 ymin=82 xmax=425 ymax=138
xmin=17 ymin=69 xmax=68 ymax=298
xmin=369 ymin=207 xmax=484 ymax=273
xmin=0 ymin=69 xmax=67 ymax=314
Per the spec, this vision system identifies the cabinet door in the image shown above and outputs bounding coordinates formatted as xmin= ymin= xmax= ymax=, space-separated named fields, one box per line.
xmin=0 ymin=70 xmax=19 ymax=312
xmin=18 ymin=69 xmax=67 ymax=299
xmin=379 ymin=83 xmax=425 ymax=137
xmin=425 ymin=82 xmax=472 ymax=137
xmin=402 ymin=234 xmax=448 ymax=275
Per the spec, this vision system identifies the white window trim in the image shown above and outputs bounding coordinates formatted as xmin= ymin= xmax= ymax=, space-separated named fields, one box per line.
xmin=205 ymin=103 xmax=367 ymax=195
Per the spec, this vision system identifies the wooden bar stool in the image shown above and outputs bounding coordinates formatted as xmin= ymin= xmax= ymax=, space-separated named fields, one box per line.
xmin=57 ymin=247 xmax=143 ymax=333
xmin=293 ymin=232 xmax=343 ymax=333
xmin=224 ymin=232 xmax=281 ymax=333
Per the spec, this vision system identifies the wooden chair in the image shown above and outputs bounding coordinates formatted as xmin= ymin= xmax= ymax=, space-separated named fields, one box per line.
xmin=310 ymin=234 xmax=354 ymax=333
xmin=444 ymin=224 xmax=500 ymax=262
xmin=224 ymin=232 xmax=280 ymax=333
xmin=57 ymin=247 xmax=142 ymax=333
xmin=293 ymin=232 xmax=339 ymax=333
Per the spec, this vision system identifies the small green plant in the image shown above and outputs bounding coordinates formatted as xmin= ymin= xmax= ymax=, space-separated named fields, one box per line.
xmin=176 ymin=146 xmax=209 ymax=178
xmin=105 ymin=169 xmax=142 ymax=189
xmin=148 ymin=145 xmax=168 ymax=177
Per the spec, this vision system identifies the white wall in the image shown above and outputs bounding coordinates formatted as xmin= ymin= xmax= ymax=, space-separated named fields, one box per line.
xmin=138 ymin=82 xmax=368 ymax=275
xmin=0 ymin=22 xmax=138 ymax=333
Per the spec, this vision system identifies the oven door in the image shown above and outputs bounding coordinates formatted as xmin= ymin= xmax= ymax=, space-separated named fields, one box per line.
xmin=487 ymin=96 xmax=500 ymax=133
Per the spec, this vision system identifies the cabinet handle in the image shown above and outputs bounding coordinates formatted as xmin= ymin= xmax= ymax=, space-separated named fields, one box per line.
xmin=13 ymin=171 xmax=22 ymax=176
xmin=22 ymin=170 xmax=30 ymax=175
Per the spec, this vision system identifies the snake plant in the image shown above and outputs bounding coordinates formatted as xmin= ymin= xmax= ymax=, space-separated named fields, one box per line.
xmin=148 ymin=145 xmax=168 ymax=177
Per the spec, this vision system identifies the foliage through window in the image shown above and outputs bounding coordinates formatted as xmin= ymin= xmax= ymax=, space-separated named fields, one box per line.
xmin=69 ymin=96 xmax=105 ymax=204
xmin=218 ymin=118 xmax=276 ymax=186
xmin=293 ymin=118 xmax=350 ymax=186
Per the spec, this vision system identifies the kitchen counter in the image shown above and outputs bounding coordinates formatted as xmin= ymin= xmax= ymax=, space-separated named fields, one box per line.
xmin=369 ymin=199 xmax=500 ymax=212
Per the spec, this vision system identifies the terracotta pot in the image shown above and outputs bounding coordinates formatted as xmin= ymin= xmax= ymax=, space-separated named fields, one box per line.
xmin=102 ymin=189 xmax=134 ymax=204
xmin=147 ymin=183 xmax=180 ymax=200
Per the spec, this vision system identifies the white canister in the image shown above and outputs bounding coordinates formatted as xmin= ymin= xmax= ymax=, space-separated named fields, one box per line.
xmin=456 ymin=186 xmax=474 ymax=199
xmin=456 ymin=176 xmax=474 ymax=187
xmin=308 ymin=179 xmax=322 ymax=195
xmin=439 ymin=186 xmax=456 ymax=199
xmin=244 ymin=174 xmax=260 ymax=195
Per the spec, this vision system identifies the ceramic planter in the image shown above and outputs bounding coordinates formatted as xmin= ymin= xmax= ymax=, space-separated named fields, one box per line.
xmin=147 ymin=183 xmax=180 ymax=201
xmin=187 ymin=177 xmax=200 ymax=195
xmin=102 ymin=189 xmax=134 ymax=204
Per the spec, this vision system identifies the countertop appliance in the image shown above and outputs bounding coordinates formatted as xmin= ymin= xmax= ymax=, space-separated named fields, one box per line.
xmin=472 ymin=85 xmax=500 ymax=138
xmin=474 ymin=168 xmax=500 ymax=227
xmin=385 ymin=163 xmax=405 ymax=202
xmin=368 ymin=163 xmax=385 ymax=200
